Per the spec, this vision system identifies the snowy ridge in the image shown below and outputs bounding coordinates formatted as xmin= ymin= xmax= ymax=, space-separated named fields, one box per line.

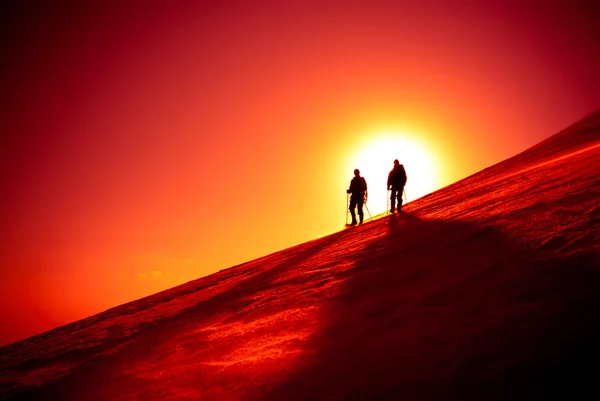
xmin=1 ymin=109 xmax=599 ymax=400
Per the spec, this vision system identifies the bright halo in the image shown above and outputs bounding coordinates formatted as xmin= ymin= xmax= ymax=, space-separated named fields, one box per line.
xmin=348 ymin=134 xmax=438 ymax=215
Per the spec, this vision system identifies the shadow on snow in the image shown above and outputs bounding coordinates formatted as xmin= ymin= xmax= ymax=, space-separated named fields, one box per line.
xmin=261 ymin=213 xmax=600 ymax=401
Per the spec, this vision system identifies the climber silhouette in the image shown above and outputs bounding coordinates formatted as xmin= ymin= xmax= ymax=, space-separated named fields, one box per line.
xmin=347 ymin=169 xmax=368 ymax=225
xmin=387 ymin=159 xmax=407 ymax=213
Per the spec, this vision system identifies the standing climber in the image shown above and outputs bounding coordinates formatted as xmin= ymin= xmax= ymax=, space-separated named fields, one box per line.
xmin=347 ymin=169 xmax=368 ymax=225
xmin=387 ymin=159 xmax=407 ymax=213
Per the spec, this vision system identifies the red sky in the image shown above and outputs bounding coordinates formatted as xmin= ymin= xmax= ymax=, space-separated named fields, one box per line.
xmin=2 ymin=0 xmax=599 ymax=346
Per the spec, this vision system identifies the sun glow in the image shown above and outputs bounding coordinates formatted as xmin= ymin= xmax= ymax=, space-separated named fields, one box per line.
xmin=349 ymin=134 xmax=438 ymax=215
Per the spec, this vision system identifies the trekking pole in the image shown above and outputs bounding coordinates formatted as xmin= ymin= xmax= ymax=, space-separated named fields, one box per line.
xmin=364 ymin=193 xmax=372 ymax=221
xmin=403 ymin=188 xmax=408 ymax=211
xmin=386 ymin=189 xmax=390 ymax=214
xmin=346 ymin=193 xmax=349 ymax=226
xmin=364 ymin=202 xmax=373 ymax=221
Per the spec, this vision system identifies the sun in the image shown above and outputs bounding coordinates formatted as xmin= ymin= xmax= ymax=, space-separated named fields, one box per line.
xmin=348 ymin=133 xmax=438 ymax=215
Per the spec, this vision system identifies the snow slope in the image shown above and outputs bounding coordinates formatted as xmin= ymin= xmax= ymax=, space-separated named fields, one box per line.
xmin=1 ymin=110 xmax=599 ymax=400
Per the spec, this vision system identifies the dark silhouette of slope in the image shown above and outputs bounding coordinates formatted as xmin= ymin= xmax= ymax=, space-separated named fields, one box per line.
xmin=261 ymin=215 xmax=600 ymax=401
xmin=1 ymin=109 xmax=599 ymax=400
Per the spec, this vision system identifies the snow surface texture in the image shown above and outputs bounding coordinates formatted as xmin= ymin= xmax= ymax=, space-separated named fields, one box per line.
xmin=1 ymin=110 xmax=599 ymax=400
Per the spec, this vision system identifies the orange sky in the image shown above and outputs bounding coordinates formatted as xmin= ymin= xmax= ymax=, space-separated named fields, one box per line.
xmin=2 ymin=0 xmax=600 ymax=346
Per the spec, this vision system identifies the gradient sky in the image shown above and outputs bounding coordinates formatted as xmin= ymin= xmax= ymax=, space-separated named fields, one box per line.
xmin=2 ymin=0 xmax=599 ymax=346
